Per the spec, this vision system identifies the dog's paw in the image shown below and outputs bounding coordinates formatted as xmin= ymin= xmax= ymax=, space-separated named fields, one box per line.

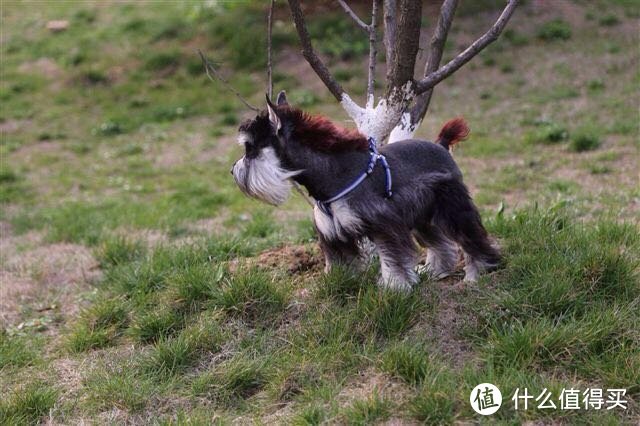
xmin=416 ymin=263 xmax=453 ymax=280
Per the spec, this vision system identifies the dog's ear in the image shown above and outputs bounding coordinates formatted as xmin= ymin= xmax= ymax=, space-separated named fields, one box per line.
xmin=276 ymin=90 xmax=288 ymax=106
xmin=265 ymin=94 xmax=281 ymax=132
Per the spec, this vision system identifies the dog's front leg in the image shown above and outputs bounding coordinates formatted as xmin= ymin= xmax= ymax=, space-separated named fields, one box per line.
xmin=373 ymin=231 xmax=418 ymax=292
xmin=312 ymin=215 xmax=359 ymax=273
xmin=316 ymin=231 xmax=361 ymax=273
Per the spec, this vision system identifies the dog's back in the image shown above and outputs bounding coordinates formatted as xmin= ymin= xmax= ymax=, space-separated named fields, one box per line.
xmin=379 ymin=117 xmax=470 ymax=186
xmin=379 ymin=139 xmax=463 ymax=187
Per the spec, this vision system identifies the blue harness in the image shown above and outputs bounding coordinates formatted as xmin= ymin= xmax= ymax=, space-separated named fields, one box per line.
xmin=316 ymin=137 xmax=392 ymax=216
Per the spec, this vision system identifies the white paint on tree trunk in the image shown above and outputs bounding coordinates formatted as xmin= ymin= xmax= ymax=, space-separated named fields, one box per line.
xmin=365 ymin=93 xmax=375 ymax=110
xmin=388 ymin=112 xmax=421 ymax=143
xmin=339 ymin=82 xmax=415 ymax=143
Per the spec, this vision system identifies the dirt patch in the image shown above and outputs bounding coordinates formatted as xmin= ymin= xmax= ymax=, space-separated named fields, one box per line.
xmin=1 ymin=241 xmax=101 ymax=327
xmin=414 ymin=273 xmax=480 ymax=369
xmin=337 ymin=369 xmax=412 ymax=411
xmin=0 ymin=119 xmax=31 ymax=134
xmin=185 ymin=212 xmax=231 ymax=236
xmin=197 ymin=133 xmax=239 ymax=165
xmin=6 ymin=242 xmax=101 ymax=286
xmin=256 ymin=244 xmax=321 ymax=275
xmin=12 ymin=140 xmax=66 ymax=161
xmin=278 ymin=50 xmax=331 ymax=94
xmin=113 ymin=227 xmax=169 ymax=248
xmin=0 ymin=223 xmax=43 ymax=262
xmin=18 ymin=57 xmax=62 ymax=79
xmin=51 ymin=357 xmax=86 ymax=403
xmin=0 ymin=271 xmax=38 ymax=326
xmin=154 ymin=143 xmax=187 ymax=168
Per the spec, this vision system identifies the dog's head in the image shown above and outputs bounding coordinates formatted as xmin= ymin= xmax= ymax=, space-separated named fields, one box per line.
xmin=231 ymin=91 xmax=300 ymax=206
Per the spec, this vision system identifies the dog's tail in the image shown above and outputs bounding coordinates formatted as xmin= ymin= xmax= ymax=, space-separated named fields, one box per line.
xmin=437 ymin=117 xmax=469 ymax=151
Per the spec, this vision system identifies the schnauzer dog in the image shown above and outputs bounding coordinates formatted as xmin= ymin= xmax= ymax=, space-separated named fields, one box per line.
xmin=231 ymin=91 xmax=500 ymax=291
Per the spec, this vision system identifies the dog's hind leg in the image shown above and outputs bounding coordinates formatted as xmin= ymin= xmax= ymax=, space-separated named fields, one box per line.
xmin=414 ymin=226 xmax=458 ymax=279
xmin=373 ymin=230 xmax=419 ymax=292
xmin=432 ymin=180 xmax=501 ymax=283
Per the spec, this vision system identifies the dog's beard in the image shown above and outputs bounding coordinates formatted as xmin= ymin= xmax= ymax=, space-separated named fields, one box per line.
xmin=232 ymin=147 xmax=300 ymax=206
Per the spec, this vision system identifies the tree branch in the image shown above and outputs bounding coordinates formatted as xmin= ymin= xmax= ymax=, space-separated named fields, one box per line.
xmin=198 ymin=50 xmax=259 ymax=112
xmin=267 ymin=0 xmax=275 ymax=100
xmin=415 ymin=0 xmax=518 ymax=94
xmin=382 ymin=0 xmax=396 ymax=66
xmin=366 ymin=0 xmax=380 ymax=106
xmin=409 ymin=0 xmax=458 ymax=123
xmin=337 ymin=0 xmax=369 ymax=31
xmin=386 ymin=0 xmax=422 ymax=100
xmin=287 ymin=0 xmax=344 ymax=101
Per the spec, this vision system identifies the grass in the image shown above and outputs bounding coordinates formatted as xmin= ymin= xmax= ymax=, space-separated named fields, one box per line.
xmin=381 ymin=342 xmax=434 ymax=385
xmin=0 ymin=333 xmax=41 ymax=369
xmin=525 ymin=122 xmax=569 ymax=145
xmin=84 ymin=369 xmax=157 ymax=413
xmin=537 ymin=19 xmax=572 ymax=41
xmin=0 ymin=382 xmax=58 ymax=425
xmin=6 ymin=208 xmax=638 ymax=422
xmin=96 ymin=236 xmax=147 ymax=267
xmin=570 ymin=128 xmax=602 ymax=152
xmin=192 ymin=355 xmax=268 ymax=407
xmin=1 ymin=0 xmax=638 ymax=423
xmin=65 ymin=297 xmax=129 ymax=352
xmin=341 ymin=394 xmax=392 ymax=425
xmin=355 ymin=287 xmax=426 ymax=338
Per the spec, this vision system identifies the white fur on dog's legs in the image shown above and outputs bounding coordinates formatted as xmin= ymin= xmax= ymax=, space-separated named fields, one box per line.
xmin=463 ymin=258 xmax=481 ymax=283
xmin=416 ymin=239 xmax=458 ymax=280
xmin=462 ymin=252 xmax=497 ymax=283
xmin=375 ymin=239 xmax=417 ymax=293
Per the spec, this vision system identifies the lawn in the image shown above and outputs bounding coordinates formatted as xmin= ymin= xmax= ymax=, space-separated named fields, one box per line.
xmin=1 ymin=0 xmax=638 ymax=424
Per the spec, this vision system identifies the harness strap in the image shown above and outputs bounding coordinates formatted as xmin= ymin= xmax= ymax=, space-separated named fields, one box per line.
xmin=316 ymin=137 xmax=392 ymax=216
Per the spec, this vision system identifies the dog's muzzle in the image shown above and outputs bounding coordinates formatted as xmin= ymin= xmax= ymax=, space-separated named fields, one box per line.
xmin=231 ymin=149 xmax=300 ymax=206
xmin=231 ymin=156 xmax=251 ymax=196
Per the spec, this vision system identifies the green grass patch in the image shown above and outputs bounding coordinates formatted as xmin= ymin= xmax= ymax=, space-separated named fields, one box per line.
xmin=293 ymin=405 xmax=326 ymax=425
xmin=84 ymin=368 xmax=157 ymax=413
xmin=503 ymin=28 xmax=529 ymax=46
xmin=0 ymin=167 xmax=31 ymax=203
xmin=192 ymin=355 xmax=268 ymax=407
xmin=144 ymin=50 xmax=182 ymax=73
xmin=316 ymin=266 xmax=377 ymax=302
xmin=142 ymin=318 xmax=224 ymax=377
xmin=216 ymin=268 xmax=289 ymax=325
xmin=525 ymin=122 xmax=568 ymax=145
xmin=570 ymin=128 xmax=601 ymax=152
xmin=355 ymin=287 xmax=425 ymax=338
xmin=380 ymin=342 xmax=434 ymax=386
xmin=0 ymin=382 xmax=57 ymax=425
xmin=65 ymin=297 xmax=130 ymax=352
xmin=473 ymin=209 xmax=639 ymax=378
xmin=341 ymin=394 xmax=391 ymax=425
xmin=537 ymin=19 xmax=572 ymax=41
xmin=0 ymin=332 xmax=41 ymax=369
xmin=599 ymin=13 xmax=621 ymax=26
xmin=406 ymin=358 xmax=456 ymax=423
xmin=308 ymin=14 xmax=368 ymax=60
xmin=129 ymin=306 xmax=184 ymax=344
xmin=96 ymin=236 xmax=146 ymax=268
xmin=14 ymin=189 xmax=228 ymax=245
